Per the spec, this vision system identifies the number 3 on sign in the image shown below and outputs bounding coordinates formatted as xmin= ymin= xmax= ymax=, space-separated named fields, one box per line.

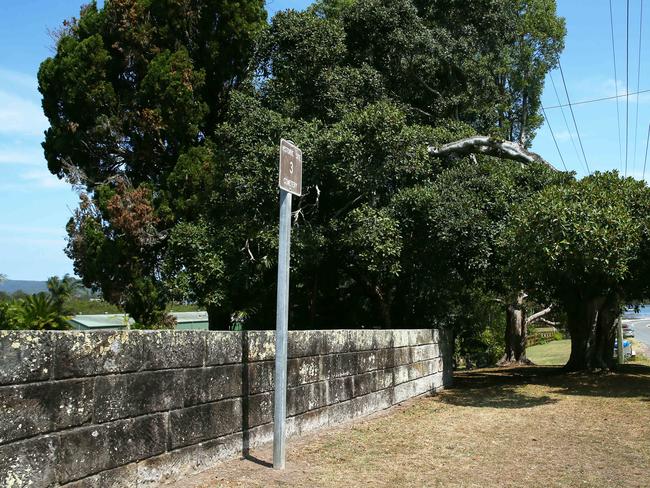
xmin=289 ymin=161 xmax=293 ymax=174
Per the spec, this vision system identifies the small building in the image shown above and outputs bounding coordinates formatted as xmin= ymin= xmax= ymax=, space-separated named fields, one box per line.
xmin=69 ymin=311 xmax=209 ymax=331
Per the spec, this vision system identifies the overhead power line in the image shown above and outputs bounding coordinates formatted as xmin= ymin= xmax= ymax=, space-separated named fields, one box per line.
xmin=626 ymin=0 xmax=630 ymax=176
xmin=549 ymin=72 xmax=584 ymax=168
xmin=541 ymin=106 xmax=568 ymax=171
xmin=643 ymin=123 xmax=650 ymax=180
xmin=609 ymin=0 xmax=624 ymax=172
xmin=542 ymin=87 xmax=650 ymax=110
xmin=632 ymin=0 xmax=644 ymax=174
xmin=558 ymin=62 xmax=591 ymax=174
xmin=641 ymin=124 xmax=650 ymax=180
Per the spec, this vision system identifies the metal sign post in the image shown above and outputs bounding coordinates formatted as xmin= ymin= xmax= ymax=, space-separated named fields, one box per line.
xmin=617 ymin=315 xmax=624 ymax=365
xmin=273 ymin=139 xmax=302 ymax=470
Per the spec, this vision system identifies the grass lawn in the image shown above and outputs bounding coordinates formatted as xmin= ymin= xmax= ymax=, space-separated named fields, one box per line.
xmin=167 ymin=365 xmax=650 ymax=488
xmin=527 ymin=339 xmax=571 ymax=365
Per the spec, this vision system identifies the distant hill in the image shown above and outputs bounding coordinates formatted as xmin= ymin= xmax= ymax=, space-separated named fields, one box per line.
xmin=0 ymin=280 xmax=48 ymax=295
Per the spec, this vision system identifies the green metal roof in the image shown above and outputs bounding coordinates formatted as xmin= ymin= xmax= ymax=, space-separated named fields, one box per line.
xmin=70 ymin=311 xmax=209 ymax=330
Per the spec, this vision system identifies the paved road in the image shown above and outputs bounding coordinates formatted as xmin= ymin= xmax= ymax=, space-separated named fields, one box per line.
xmin=622 ymin=317 xmax=650 ymax=353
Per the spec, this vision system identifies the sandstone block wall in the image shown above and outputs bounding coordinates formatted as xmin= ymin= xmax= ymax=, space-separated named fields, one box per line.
xmin=0 ymin=328 xmax=452 ymax=487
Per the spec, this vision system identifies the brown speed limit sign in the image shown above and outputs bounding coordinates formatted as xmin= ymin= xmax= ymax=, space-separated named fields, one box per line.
xmin=279 ymin=139 xmax=302 ymax=196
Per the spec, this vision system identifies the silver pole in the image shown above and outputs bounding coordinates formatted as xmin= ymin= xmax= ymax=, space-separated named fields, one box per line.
xmin=617 ymin=315 xmax=625 ymax=365
xmin=273 ymin=189 xmax=292 ymax=469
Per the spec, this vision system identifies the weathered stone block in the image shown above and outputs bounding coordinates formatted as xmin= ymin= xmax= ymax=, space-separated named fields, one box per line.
xmin=287 ymin=405 xmax=329 ymax=437
xmin=412 ymin=343 xmax=439 ymax=362
xmin=393 ymin=346 xmax=412 ymax=366
xmin=373 ymin=330 xmax=394 ymax=350
xmin=327 ymin=388 xmax=392 ymax=427
xmin=374 ymin=348 xmax=395 ymax=369
xmin=414 ymin=329 xmax=435 ymax=345
xmin=356 ymin=350 xmax=379 ymax=373
xmin=0 ymin=435 xmax=57 ymax=488
xmin=432 ymin=328 xmax=440 ymax=343
xmin=346 ymin=329 xmax=376 ymax=351
xmin=393 ymin=364 xmax=410 ymax=385
xmin=287 ymin=381 xmax=329 ymax=417
xmin=353 ymin=370 xmax=388 ymax=397
xmin=94 ymin=370 xmax=184 ymax=423
xmin=432 ymin=371 xmax=444 ymax=390
xmin=288 ymin=355 xmax=322 ymax=386
xmin=318 ymin=329 xmax=351 ymax=355
xmin=0 ymin=379 xmax=93 ymax=444
xmin=205 ymin=332 xmax=243 ymax=365
xmin=328 ymin=375 xmax=355 ymax=404
xmin=408 ymin=359 xmax=435 ymax=381
xmin=168 ymin=399 xmax=242 ymax=449
xmin=393 ymin=375 xmax=435 ymax=404
xmin=246 ymin=360 xmax=274 ymax=395
xmin=392 ymin=330 xmax=411 ymax=348
xmin=352 ymin=371 xmax=373 ymax=397
xmin=244 ymin=391 xmax=273 ymax=428
xmin=357 ymin=388 xmax=393 ymax=417
xmin=60 ymin=464 xmax=137 ymax=488
xmin=0 ymin=330 xmax=53 ymax=385
xmin=374 ymin=368 xmax=394 ymax=390
xmin=57 ymin=414 xmax=167 ymax=484
xmin=331 ymin=351 xmax=359 ymax=377
xmin=53 ymin=331 xmax=142 ymax=379
xmin=287 ymin=330 xmax=326 ymax=358
xmin=140 ymin=331 xmax=205 ymax=370
xmin=244 ymin=331 xmax=275 ymax=362
xmin=183 ymin=364 xmax=242 ymax=406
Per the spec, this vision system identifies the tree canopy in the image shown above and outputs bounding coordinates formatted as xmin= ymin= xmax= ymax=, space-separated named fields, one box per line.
xmin=505 ymin=172 xmax=650 ymax=369
xmin=39 ymin=0 xmax=567 ymax=351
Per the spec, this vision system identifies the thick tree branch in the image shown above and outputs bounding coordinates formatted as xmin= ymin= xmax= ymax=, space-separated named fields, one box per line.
xmin=538 ymin=318 xmax=560 ymax=326
xmin=428 ymin=136 xmax=558 ymax=171
xmin=525 ymin=305 xmax=553 ymax=326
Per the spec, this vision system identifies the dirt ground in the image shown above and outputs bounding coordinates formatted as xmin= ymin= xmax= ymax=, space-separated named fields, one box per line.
xmin=167 ymin=365 xmax=650 ymax=488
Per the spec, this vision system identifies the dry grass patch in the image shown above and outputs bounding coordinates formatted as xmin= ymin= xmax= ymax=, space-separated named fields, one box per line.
xmin=169 ymin=365 xmax=650 ymax=488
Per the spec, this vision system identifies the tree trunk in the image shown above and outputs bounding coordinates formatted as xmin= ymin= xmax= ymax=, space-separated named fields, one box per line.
xmin=308 ymin=275 xmax=318 ymax=328
xmin=519 ymin=89 xmax=529 ymax=145
xmin=375 ymin=286 xmax=393 ymax=329
xmin=498 ymin=291 xmax=530 ymax=365
xmin=207 ymin=305 xmax=232 ymax=330
xmin=565 ymin=296 xmax=605 ymax=371
xmin=594 ymin=295 xmax=619 ymax=370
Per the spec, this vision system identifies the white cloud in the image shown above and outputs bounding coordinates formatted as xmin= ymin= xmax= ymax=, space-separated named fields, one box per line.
xmin=553 ymin=130 xmax=576 ymax=142
xmin=0 ymin=224 xmax=66 ymax=236
xmin=19 ymin=169 xmax=67 ymax=189
xmin=0 ymin=89 xmax=47 ymax=137
xmin=592 ymin=78 xmax=650 ymax=104
xmin=0 ymin=236 xmax=66 ymax=247
xmin=0 ymin=146 xmax=44 ymax=166
xmin=0 ymin=68 xmax=39 ymax=93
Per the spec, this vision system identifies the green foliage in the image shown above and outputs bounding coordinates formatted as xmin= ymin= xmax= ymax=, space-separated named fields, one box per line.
xmin=39 ymin=0 xmax=267 ymax=327
xmin=0 ymin=301 xmax=21 ymax=329
xmin=39 ymin=0 xmax=567 ymax=336
xmin=505 ymin=172 xmax=643 ymax=302
xmin=19 ymin=293 xmax=71 ymax=330
xmin=47 ymin=274 xmax=82 ymax=313
xmin=0 ymin=293 xmax=71 ymax=331
xmin=65 ymin=297 xmax=122 ymax=315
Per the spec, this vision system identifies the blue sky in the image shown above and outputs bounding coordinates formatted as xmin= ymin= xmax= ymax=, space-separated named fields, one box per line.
xmin=0 ymin=0 xmax=648 ymax=280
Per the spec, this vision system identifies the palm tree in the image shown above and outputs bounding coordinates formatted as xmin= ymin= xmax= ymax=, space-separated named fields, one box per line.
xmin=47 ymin=274 xmax=81 ymax=312
xmin=19 ymin=293 xmax=70 ymax=330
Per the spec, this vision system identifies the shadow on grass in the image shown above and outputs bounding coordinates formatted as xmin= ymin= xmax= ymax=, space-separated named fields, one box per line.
xmin=545 ymin=363 xmax=650 ymax=401
xmin=439 ymin=364 xmax=650 ymax=408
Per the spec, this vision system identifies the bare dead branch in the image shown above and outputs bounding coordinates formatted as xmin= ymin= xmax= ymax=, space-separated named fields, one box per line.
xmin=526 ymin=305 xmax=553 ymax=326
xmin=538 ymin=318 xmax=560 ymax=326
xmin=428 ymin=136 xmax=558 ymax=171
